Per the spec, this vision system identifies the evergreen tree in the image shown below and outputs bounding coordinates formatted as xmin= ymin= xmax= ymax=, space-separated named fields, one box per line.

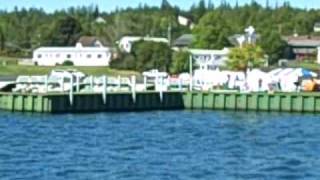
xmin=161 ymin=0 xmax=171 ymax=11
xmin=93 ymin=5 xmax=100 ymax=19
xmin=192 ymin=12 xmax=231 ymax=49
xmin=49 ymin=16 xmax=82 ymax=46
xmin=0 ymin=26 xmax=5 ymax=51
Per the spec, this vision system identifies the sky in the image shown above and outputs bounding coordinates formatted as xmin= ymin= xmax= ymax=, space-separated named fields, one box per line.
xmin=0 ymin=0 xmax=320 ymax=12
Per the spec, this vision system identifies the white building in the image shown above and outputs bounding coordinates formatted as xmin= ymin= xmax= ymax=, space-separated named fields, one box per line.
xmin=32 ymin=37 xmax=112 ymax=66
xmin=314 ymin=23 xmax=320 ymax=32
xmin=118 ymin=36 xmax=169 ymax=53
xmin=189 ymin=48 xmax=230 ymax=70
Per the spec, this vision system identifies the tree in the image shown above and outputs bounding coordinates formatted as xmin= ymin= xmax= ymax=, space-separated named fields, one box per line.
xmin=161 ymin=0 xmax=171 ymax=11
xmin=132 ymin=41 xmax=172 ymax=72
xmin=110 ymin=52 xmax=136 ymax=70
xmin=170 ymin=51 xmax=190 ymax=74
xmin=191 ymin=0 xmax=207 ymax=21
xmin=259 ymin=30 xmax=286 ymax=64
xmin=0 ymin=26 xmax=5 ymax=51
xmin=192 ymin=12 xmax=231 ymax=49
xmin=226 ymin=44 xmax=265 ymax=72
xmin=93 ymin=6 xmax=100 ymax=19
xmin=49 ymin=16 xmax=82 ymax=46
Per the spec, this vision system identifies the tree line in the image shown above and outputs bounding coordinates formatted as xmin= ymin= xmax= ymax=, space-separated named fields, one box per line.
xmin=0 ymin=0 xmax=320 ymax=71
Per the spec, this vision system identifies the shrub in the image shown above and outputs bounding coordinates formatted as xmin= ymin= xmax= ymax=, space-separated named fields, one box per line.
xmin=62 ymin=60 xmax=74 ymax=66
xmin=110 ymin=54 xmax=136 ymax=70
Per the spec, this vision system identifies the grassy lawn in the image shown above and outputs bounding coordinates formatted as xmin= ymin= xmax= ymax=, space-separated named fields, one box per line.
xmin=0 ymin=56 xmax=19 ymax=65
xmin=0 ymin=65 xmax=140 ymax=77
xmin=287 ymin=60 xmax=320 ymax=71
xmin=0 ymin=56 xmax=140 ymax=77
xmin=0 ymin=57 xmax=138 ymax=77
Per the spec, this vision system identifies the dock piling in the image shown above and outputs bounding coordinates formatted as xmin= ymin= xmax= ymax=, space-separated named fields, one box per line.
xmin=44 ymin=75 xmax=48 ymax=93
xmin=61 ymin=77 xmax=64 ymax=92
xmin=102 ymin=76 xmax=107 ymax=104
xmin=159 ymin=76 xmax=163 ymax=103
xmin=69 ymin=76 xmax=74 ymax=106
xmin=117 ymin=75 xmax=121 ymax=90
xmin=144 ymin=76 xmax=147 ymax=91
xmin=76 ymin=75 xmax=80 ymax=92
xmin=131 ymin=76 xmax=136 ymax=103
xmin=90 ymin=76 xmax=94 ymax=92
xmin=179 ymin=78 xmax=182 ymax=91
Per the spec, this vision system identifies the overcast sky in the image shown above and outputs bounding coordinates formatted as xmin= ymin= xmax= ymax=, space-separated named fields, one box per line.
xmin=0 ymin=0 xmax=319 ymax=12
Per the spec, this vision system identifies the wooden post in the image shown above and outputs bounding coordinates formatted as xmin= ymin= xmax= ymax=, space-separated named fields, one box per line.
xmin=144 ymin=76 xmax=147 ymax=91
xmin=44 ymin=75 xmax=48 ymax=93
xmin=155 ymin=74 xmax=159 ymax=91
xmin=90 ymin=76 xmax=94 ymax=92
xmin=179 ymin=78 xmax=182 ymax=91
xmin=131 ymin=76 xmax=136 ymax=103
xmin=159 ymin=76 xmax=163 ymax=103
xmin=117 ymin=75 xmax=121 ymax=91
xmin=189 ymin=55 xmax=193 ymax=91
xmin=69 ymin=76 xmax=74 ymax=106
xmin=76 ymin=75 xmax=80 ymax=92
xmin=102 ymin=76 xmax=107 ymax=104
xmin=61 ymin=77 xmax=64 ymax=92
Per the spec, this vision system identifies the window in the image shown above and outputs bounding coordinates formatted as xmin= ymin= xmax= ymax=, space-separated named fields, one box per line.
xmin=56 ymin=54 xmax=60 ymax=58
xmin=37 ymin=54 xmax=42 ymax=59
xmin=67 ymin=54 xmax=71 ymax=59
xmin=97 ymin=54 xmax=102 ymax=59
xmin=87 ymin=54 xmax=92 ymax=58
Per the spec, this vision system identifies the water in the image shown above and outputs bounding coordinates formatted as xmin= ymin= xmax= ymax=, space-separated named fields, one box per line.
xmin=0 ymin=110 xmax=320 ymax=180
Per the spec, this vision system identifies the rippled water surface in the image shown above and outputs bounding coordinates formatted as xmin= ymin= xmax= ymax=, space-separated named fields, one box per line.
xmin=1 ymin=110 xmax=320 ymax=180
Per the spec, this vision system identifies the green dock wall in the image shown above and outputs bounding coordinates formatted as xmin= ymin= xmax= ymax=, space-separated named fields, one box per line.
xmin=0 ymin=92 xmax=184 ymax=113
xmin=1 ymin=91 xmax=320 ymax=113
xmin=183 ymin=92 xmax=320 ymax=113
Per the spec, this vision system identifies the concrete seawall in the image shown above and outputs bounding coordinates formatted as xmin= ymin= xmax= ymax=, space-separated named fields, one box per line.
xmin=1 ymin=91 xmax=320 ymax=113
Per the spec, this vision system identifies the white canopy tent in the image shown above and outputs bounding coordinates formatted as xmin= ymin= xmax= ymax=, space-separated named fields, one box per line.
xmin=246 ymin=69 xmax=272 ymax=92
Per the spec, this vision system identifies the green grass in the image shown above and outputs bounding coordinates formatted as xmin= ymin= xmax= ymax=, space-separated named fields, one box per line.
xmin=0 ymin=56 xmax=140 ymax=77
xmin=0 ymin=56 xmax=19 ymax=65
xmin=287 ymin=60 xmax=320 ymax=71
xmin=0 ymin=64 xmax=140 ymax=77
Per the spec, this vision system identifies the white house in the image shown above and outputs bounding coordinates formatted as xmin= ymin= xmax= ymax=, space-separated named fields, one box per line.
xmin=32 ymin=37 xmax=112 ymax=66
xmin=189 ymin=48 xmax=230 ymax=70
xmin=118 ymin=36 xmax=169 ymax=53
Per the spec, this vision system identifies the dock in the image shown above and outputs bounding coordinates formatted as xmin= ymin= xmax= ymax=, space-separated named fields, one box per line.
xmin=1 ymin=91 xmax=320 ymax=113
xmin=185 ymin=91 xmax=320 ymax=113
xmin=0 ymin=91 xmax=184 ymax=113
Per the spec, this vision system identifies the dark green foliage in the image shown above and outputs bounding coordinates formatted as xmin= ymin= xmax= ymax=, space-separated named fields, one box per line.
xmin=111 ymin=41 xmax=172 ymax=72
xmin=62 ymin=60 xmax=74 ymax=66
xmin=49 ymin=16 xmax=82 ymax=46
xmin=132 ymin=41 xmax=172 ymax=72
xmin=0 ymin=26 xmax=4 ymax=51
xmin=0 ymin=2 xmax=320 ymax=65
xmin=170 ymin=51 xmax=190 ymax=74
xmin=110 ymin=53 xmax=136 ymax=70
xmin=192 ymin=12 xmax=231 ymax=49
xmin=258 ymin=30 xmax=286 ymax=64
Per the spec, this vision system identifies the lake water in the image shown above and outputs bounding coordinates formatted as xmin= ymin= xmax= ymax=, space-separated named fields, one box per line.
xmin=0 ymin=110 xmax=320 ymax=180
